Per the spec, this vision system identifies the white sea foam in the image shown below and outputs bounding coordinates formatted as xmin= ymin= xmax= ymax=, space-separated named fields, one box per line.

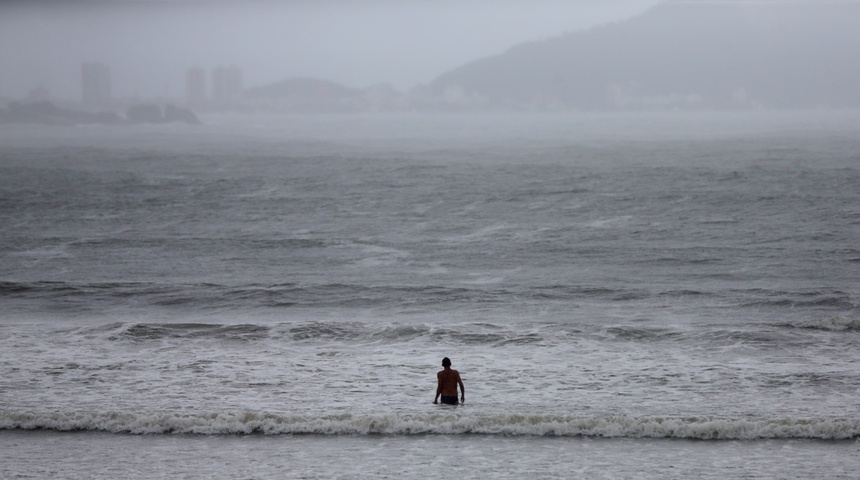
xmin=3 ymin=411 xmax=858 ymax=440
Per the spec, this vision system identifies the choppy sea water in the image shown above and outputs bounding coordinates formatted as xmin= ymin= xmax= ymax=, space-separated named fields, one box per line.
xmin=1 ymin=111 xmax=859 ymax=478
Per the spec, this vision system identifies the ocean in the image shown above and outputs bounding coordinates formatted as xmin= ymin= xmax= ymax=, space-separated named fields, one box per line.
xmin=1 ymin=111 xmax=859 ymax=478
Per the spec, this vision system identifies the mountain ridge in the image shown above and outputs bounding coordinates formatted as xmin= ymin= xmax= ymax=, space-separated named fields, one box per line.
xmin=428 ymin=1 xmax=860 ymax=110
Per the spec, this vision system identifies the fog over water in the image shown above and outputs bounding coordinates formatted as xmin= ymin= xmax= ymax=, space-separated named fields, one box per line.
xmin=0 ymin=0 xmax=656 ymax=100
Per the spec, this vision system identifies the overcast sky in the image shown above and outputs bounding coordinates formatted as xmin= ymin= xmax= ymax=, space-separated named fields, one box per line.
xmin=0 ymin=0 xmax=658 ymax=101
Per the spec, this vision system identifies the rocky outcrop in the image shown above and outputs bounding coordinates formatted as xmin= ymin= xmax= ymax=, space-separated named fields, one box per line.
xmin=164 ymin=104 xmax=201 ymax=124
xmin=126 ymin=104 xmax=164 ymax=123
xmin=0 ymin=101 xmax=123 ymax=125
xmin=0 ymin=101 xmax=201 ymax=126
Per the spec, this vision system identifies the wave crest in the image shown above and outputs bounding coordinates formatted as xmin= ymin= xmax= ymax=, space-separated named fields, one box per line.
xmin=3 ymin=411 xmax=857 ymax=440
xmin=780 ymin=316 xmax=860 ymax=331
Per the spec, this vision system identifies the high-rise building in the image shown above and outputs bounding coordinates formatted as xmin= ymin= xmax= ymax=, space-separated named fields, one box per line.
xmin=81 ymin=63 xmax=111 ymax=106
xmin=211 ymin=66 xmax=243 ymax=105
xmin=185 ymin=66 xmax=207 ymax=106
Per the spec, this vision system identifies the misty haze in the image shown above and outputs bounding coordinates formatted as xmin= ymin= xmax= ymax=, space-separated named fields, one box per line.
xmin=2 ymin=1 xmax=860 ymax=479
xmin=2 ymin=0 xmax=858 ymax=114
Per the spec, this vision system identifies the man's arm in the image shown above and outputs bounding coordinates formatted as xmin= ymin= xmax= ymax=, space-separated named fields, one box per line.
xmin=433 ymin=373 xmax=442 ymax=404
xmin=457 ymin=373 xmax=465 ymax=402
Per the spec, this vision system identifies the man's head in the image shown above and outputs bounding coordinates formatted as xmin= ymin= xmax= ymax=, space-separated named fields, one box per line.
xmin=442 ymin=357 xmax=451 ymax=367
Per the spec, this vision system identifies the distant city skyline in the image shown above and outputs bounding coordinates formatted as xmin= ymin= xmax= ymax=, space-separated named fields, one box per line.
xmin=185 ymin=65 xmax=244 ymax=106
xmin=0 ymin=0 xmax=656 ymax=100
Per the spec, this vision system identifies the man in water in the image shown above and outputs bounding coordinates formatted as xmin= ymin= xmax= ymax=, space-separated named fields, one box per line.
xmin=433 ymin=357 xmax=465 ymax=405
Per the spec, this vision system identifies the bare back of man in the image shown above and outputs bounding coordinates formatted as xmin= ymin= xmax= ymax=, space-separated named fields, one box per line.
xmin=433 ymin=357 xmax=465 ymax=405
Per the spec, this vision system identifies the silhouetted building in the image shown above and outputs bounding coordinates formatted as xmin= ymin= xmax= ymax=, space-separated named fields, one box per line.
xmin=185 ymin=66 xmax=207 ymax=106
xmin=211 ymin=66 xmax=243 ymax=105
xmin=81 ymin=63 xmax=111 ymax=106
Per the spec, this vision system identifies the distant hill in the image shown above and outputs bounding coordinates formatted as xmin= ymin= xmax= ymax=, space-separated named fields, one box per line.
xmin=245 ymin=77 xmax=362 ymax=100
xmin=244 ymin=77 xmax=409 ymax=112
xmin=244 ymin=77 xmax=373 ymax=112
xmin=429 ymin=1 xmax=860 ymax=110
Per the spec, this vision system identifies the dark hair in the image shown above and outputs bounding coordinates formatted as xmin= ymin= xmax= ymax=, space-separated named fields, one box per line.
xmin=442 ymin=357 xmax=451 ymax=367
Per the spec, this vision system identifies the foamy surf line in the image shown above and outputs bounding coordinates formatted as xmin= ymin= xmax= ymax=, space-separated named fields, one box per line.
xmin=3 ymin=412 xmax=858 ymax=440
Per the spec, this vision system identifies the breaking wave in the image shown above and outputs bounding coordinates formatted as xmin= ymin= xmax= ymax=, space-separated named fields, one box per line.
xmin=59 ymin=318 xmax=860 ymax=350
xmin=84 ymin=320 xmax=550 ymax=346
xmin=0 ymin=280 xmax=688 ymax=311
xmin=2 ymin=411 xmax=858 ymax=440
xmin=778 ymin=315 xmax=860 ymax=331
